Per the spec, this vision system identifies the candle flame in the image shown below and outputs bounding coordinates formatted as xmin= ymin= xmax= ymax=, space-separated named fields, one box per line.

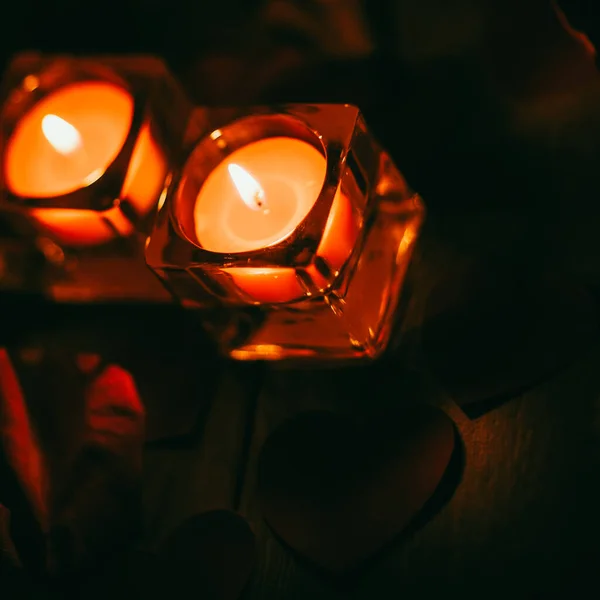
xmin=41 ymin=114 xmax=83 ymax=155
xmin=228 ymin=163 xmax=268 ymax=212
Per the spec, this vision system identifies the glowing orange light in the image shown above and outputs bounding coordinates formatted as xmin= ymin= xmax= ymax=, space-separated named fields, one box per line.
xmin=41 ymin=114 xmax=82 ymax=155
xmin=228 ymin=163 xmax=268 ymax=212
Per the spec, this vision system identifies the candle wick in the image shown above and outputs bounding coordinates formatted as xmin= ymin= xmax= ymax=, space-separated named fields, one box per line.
xmin=254 ymin=192 xmax=270 ymax=215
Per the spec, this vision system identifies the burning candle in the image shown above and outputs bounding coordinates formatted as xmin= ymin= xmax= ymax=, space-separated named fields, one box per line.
xmin=194 ymin=137 xmax=359 ymax=303
xmin=3 ymin=81 xmax=168 ymax=247
xmin=4 ymin=81 xmax=134 ymax=198
xmin=195 ymin=137 xmax=325 ymax=253
xmin=146 ymin=103 xmax=423 ymax=362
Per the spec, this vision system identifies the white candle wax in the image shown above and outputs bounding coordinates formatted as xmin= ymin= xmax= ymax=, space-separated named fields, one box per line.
xmin=194 ymin=137 xmax=327 ymax=254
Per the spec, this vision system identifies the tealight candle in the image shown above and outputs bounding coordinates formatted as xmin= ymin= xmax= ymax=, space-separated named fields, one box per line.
xmin=146 ymin=104 xmax=425 ymax=363
xmin=194 ymin=137 xmax=325 ymax=253
xmin=3 ymin=81 xmax=168 ymax=247
xmin=4 ymin=81 xmax=134 ymax=198
xmin=194 ymin=137 xmax=359 ymax=303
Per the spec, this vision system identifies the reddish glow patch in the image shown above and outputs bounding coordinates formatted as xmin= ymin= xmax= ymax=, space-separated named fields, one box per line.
xmin=0 ymin=349 xmax=47 ymax=523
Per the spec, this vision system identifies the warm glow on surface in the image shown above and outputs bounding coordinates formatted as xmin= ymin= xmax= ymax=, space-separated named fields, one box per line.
xmin=228 ymin=163 xmax=268 ymax=212
xmin=41 ymin=114 xmax=82 ymax=155
xmin=30 ymin=206 xmax=134 ymax=247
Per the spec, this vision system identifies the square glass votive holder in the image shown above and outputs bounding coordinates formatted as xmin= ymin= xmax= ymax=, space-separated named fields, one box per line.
xmin=146 ymin=104 xmax=425 ymax=363
xmin=0 ymin=54 xmax=191 ymax=302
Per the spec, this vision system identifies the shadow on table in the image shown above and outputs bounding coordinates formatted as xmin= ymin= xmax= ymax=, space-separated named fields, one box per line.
xmin=256 ymin=403 xmax=464 ymax=581
xmin=418 ymin=258 xmax=600 ymax=418
xmin=340 ymin=427 xmax=465 ymax=590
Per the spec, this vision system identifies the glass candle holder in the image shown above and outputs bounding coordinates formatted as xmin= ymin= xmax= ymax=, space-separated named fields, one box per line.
xmin=146 ymin=105 xmax=425 ymax=363
xmin=0 ymin=53 xmax=191 ymax=302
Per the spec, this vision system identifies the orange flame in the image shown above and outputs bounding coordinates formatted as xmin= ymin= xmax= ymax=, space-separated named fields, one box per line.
xmin=228 ymin=163 xmax=268 ymax=212
xmin=41 ymin=114 xmax=82 ymax=155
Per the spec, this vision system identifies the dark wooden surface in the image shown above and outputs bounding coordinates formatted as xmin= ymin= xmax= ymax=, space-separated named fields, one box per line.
xmin=3 ymin=1 xmax=600 ymax=597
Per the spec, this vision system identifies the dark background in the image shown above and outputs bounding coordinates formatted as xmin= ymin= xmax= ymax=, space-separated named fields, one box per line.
xmin=3 ymin=0 xmax=600 ymax=201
